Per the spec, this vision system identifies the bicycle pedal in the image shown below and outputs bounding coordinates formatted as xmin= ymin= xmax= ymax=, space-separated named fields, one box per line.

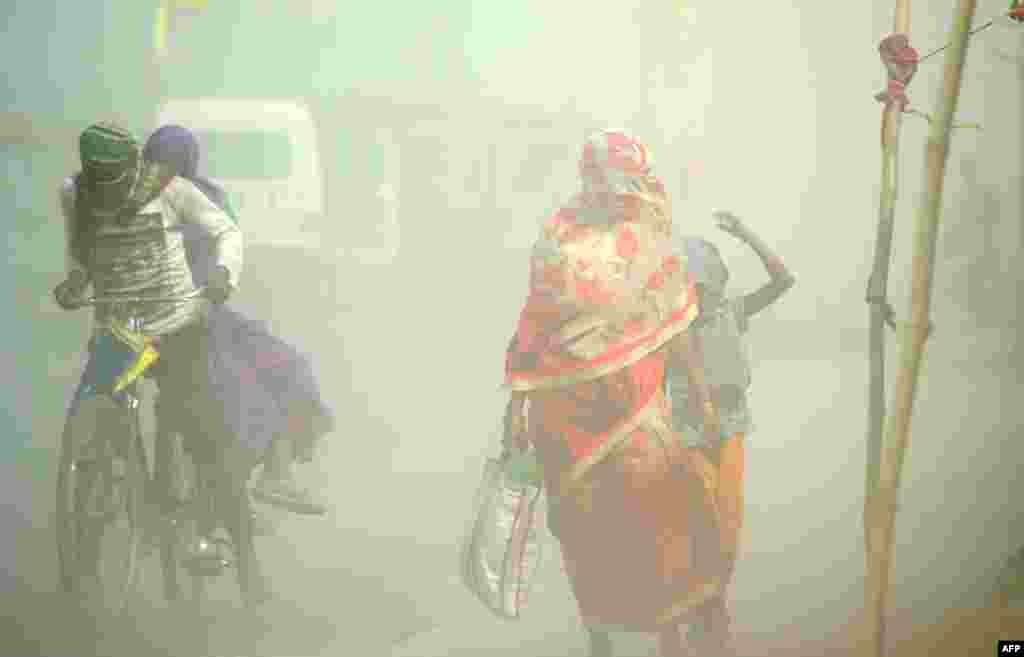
xmin=182 ymin=558 xmax=231 ymax=577
xmin=181 ymin=538 xmax=232 ymax=576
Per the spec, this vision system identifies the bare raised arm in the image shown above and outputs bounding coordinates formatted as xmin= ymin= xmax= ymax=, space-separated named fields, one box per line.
xmin=714 ymin=211 xmax=795 ymax=318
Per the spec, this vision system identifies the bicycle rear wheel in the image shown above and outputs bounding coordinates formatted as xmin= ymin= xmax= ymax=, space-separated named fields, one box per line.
xmin=228 ymin=476 xmax=261 ymax=606
xmin=154 ymin=392 xmax=264 ymax=609
xmin=56 ymin=396 xmax=146 ymax=616
xmin=196 ymin=457 xmax=262 ymax=607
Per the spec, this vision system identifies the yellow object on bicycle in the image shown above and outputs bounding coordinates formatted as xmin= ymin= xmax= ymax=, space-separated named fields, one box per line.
xmin=106 ymin=320 xmax=161 ymax=393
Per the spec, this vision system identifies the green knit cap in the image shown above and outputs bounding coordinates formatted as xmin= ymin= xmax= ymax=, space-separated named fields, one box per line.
xmin=79 ymin=122 xmax=139 ymax=167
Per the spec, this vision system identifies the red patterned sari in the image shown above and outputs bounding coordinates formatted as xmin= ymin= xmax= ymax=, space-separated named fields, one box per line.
xmin=505 ymin=131 xmax=728 ymax=632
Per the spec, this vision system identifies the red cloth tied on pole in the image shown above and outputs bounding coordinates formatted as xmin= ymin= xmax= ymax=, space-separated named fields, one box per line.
xmin=875 ymin=33 xmax=920 ymax=111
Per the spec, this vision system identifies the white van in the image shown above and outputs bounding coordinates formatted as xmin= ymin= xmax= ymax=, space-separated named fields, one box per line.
xmin=155 ymin=97 xmax=403 ymax=268
xmin=154 ymin=98 xmax=329 ymax=255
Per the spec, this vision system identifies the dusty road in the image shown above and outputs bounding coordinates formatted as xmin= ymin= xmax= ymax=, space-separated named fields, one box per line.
xmin=4 ymin=282 xmax=1023 ymax=657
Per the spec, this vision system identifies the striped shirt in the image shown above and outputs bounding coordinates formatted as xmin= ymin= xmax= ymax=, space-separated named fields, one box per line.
xmin=61 ymin=175 xmax=243 ymax=336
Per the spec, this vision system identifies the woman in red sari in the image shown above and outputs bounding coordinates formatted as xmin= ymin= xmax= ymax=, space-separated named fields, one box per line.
xmin=503 ymin=130 xmax=730 ymax=657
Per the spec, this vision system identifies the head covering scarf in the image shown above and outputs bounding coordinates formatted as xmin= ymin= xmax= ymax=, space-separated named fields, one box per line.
xmin=506 ymin=130 xmax=699 ymax=392
xmin=76 ymin=122 xmax=141 ymax=210
xmin=79 ymin=122 xmax=139 ymax=171
xmin=143 ymin=124 xmax=228 ymax=211
xmin=503 ymin=134 xmax=726 ymax=633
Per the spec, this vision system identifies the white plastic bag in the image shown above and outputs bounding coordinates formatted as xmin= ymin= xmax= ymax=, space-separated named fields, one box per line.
xmin=459 ymin=455 xmax=546 ymax=620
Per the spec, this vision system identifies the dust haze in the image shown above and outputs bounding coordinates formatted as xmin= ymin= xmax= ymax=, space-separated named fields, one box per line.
xmin=1 ymin=1 xmax=1022 ymax=655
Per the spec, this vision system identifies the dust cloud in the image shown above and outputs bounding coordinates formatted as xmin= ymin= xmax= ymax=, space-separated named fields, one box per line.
xmin=2 ymin=1 xmax=1022 ymax=655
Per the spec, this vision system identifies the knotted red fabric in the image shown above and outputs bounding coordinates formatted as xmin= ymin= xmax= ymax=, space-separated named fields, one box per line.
xmin=875 ymin=33 xmax=920 ymax=111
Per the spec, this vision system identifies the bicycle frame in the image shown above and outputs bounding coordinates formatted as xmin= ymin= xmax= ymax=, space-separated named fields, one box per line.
xmin=56 ymin=287 xmax=209 ymax=602
xmin=77 ymin=287 xmax=207 ymax=400
xmin=64 ymin=285 xmax=260 ymax=604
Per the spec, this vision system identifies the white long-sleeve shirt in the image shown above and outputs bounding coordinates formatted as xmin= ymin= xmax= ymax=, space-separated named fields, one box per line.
xmin=60 ymin=174 xmax=243 ymax=336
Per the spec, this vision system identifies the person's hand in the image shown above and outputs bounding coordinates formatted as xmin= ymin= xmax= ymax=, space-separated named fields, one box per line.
xmin=53 ymin=271 xmax=89 ymax=310
xmin=713 ymin=210 xmax=748 ymax=240
xmin=205 ymin=266 xmax=233 ymax=305
xmin=503 ymin=399 xmax=528 ymax=454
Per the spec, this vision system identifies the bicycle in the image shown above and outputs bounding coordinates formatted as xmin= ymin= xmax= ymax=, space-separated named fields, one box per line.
xmin=55 ymin=287 xmax=260 ymax=615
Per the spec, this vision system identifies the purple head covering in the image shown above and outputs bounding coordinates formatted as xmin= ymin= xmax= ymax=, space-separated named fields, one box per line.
xmin=143 ymin=124 xmax=228 ymax=211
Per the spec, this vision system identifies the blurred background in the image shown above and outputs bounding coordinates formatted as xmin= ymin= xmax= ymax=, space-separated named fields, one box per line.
xmin=1 ymin=0 xmax=1022 ymax=655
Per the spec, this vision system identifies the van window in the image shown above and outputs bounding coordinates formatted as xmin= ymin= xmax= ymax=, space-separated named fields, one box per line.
xmin=322 ymin=125 xmax=392 ymax=188
xmin=194 ymin=130 xmax=294 ymax=179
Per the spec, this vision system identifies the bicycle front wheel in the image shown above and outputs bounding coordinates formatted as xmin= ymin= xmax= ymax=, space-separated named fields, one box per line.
xmin=56 ymin=396 xmax=146 ymax=616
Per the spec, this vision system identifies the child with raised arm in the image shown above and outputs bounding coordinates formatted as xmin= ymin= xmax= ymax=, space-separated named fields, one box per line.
xmin=665 ymin=210 xmax=795 ymax=653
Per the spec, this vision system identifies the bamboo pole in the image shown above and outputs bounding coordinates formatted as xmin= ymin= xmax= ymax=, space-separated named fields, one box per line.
xmin=865 ymin=2 xmax=979 ymax=656
xmin=863 ymin=0 xmax=910 ymax=643
xmin=865 ymin=1 xmax=912 ymax=541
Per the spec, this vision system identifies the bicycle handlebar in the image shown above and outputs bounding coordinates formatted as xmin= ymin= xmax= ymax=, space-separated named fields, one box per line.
xmin=77 ymin=287 xmax=207 ymax=307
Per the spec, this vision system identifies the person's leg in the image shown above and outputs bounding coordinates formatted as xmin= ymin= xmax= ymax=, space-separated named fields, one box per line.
xmin=656 ymin=622 xmax=691 ymax=657
xmin=228 ymin=342 xmax=329 ymax=514
xmin=585 ymin=625 xmax=613 ymax=657
xmin=250 ymin=431 xmax=327 ymax=515
xmin=687 ymin=597 xmax=733 ymax=657
xmin=262 ymin=434 xmax=294 ymax=481
xmin=686 ymin=435 xmax=744 ymax=655
xmin=291 ymin=401 xmax=334 ymax=463
xmin=155 ymin=323 xmax=253 ymax=564
xmin=714 ymin=435 xmax=746 ymax=576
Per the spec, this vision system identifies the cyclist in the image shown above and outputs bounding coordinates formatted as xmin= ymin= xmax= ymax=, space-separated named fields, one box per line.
xmin=143 ymin=124 xmax=331 ymax=516
xmin=54 ymin=122 xmax=250 ymax=568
